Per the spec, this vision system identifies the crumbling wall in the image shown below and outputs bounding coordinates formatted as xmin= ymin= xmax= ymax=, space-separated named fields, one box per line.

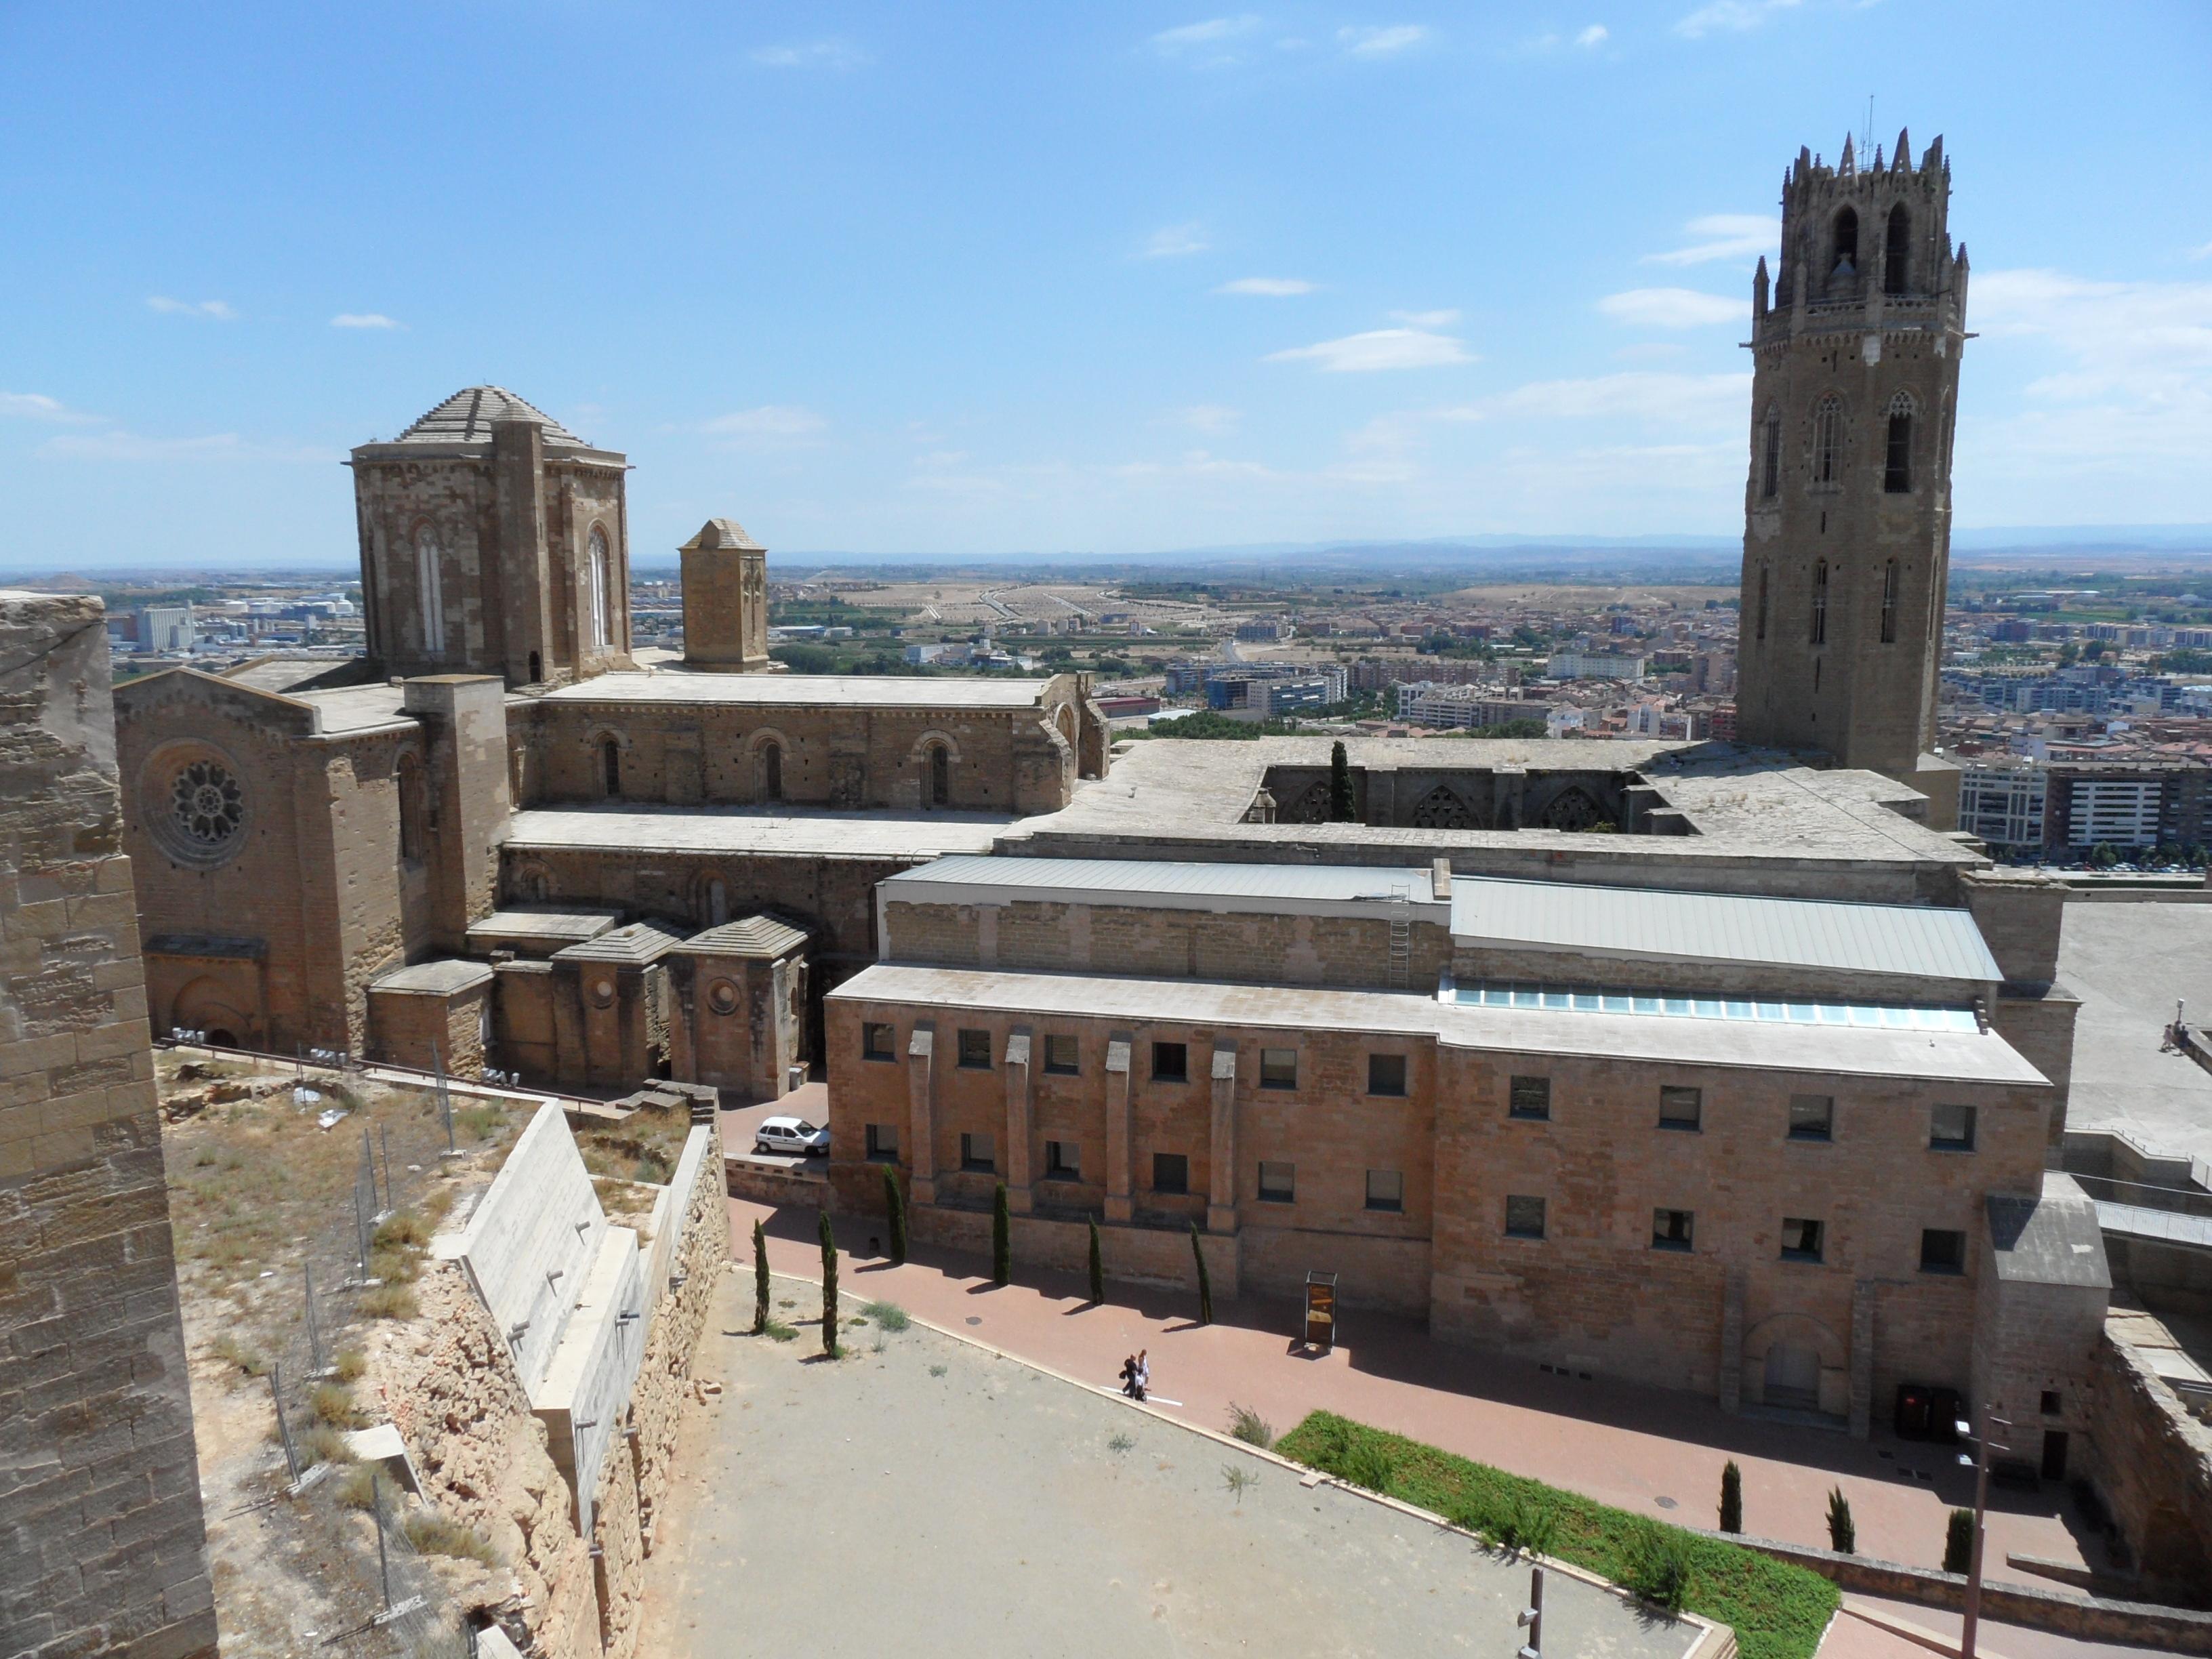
xmin=630 ymin=1111 xmax=726 ymax=1534
xmin=2091 ymin=1327 xmax=2212 ymax=1602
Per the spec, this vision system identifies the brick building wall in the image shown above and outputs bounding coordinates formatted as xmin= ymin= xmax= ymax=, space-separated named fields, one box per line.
xmin=0 ymin=592 xmax=218 ymax=1659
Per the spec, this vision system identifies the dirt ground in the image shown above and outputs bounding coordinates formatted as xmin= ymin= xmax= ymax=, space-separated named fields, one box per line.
xmin=639 ymin=1270 xmax=1704 ymax=1659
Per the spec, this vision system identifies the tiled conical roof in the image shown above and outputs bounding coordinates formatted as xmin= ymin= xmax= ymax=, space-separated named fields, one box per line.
xmin=393 ymin=386 xmax=588 ymax=447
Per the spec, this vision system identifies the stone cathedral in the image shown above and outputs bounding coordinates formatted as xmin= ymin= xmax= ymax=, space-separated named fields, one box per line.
xmin=100 ymin=140 xmax=2189 ymax=1576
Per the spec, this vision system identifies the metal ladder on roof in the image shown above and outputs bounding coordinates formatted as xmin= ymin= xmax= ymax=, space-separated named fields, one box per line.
xmin=1386 ymin=884 xmax=1412 ymax=990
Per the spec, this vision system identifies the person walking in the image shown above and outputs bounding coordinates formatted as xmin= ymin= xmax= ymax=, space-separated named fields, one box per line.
xmin=1118 ymin=1353 xmax=1139 ymax=1397
xmin=1133 ymin=1348 xmax=1150 ymax=1403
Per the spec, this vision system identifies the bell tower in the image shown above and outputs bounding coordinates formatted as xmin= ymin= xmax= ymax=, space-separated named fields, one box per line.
xmin=1734 ymin=131 xmax=1968 ymax=828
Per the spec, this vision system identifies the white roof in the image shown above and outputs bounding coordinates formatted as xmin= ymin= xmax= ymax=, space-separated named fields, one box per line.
xmin=1450 ymin=875 xmax=2003 ymax=984
xmin=539 ymin=672 xmax=1048 ymax=710
xmin=882 ymin=855 xmax=1448 ymax=920
xmin=506 ymin=806 xmax=1004 ymax=859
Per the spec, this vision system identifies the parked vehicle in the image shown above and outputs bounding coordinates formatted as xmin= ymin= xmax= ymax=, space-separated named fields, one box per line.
xmin=754 ymin=1115 xmax=830 ymax=1156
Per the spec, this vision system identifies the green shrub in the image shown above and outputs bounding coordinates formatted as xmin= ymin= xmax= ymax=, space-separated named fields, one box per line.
xmin=1626 ymin=1522 xmax=1694 ymax=1610
xmin=455 ymin=1105 xmax=504 ymax=1141
xmin=332 ymin=1349 xmax=367 ymax=1383
xmin=210 ymin=1333 xmax=268 ymax=1379
xmin=373 ymin=1207 xmax=435 ymax=1249
xmin=1190 ymin=1223 xmax=1212 ymax=1325
xmin=1227 ymin=1404 xmax=1273 ymax=1449
xmin=860 ymin=1300 xmax=909 ymax=1332
xmin=1719 ymin=1459 xmax=1743 ymax=1534
xmin=1341 ymin=1441 xmax=1397 ymax=1494
xmin=752 ymin=1218 xmax=771 ymax=1335
xmin=298 ymin=1422 xmax=354 ymax=1467
xmin=1944 ymin=1507 xmax=1975 ymax=1574
xmin=819 ymin=1209 xmax=840 ymax=1357
xmin=884 ymin=1167 xmax=907 ymax=1265
xmin=991 ymin=1183 xmax=1011 ymax=1286
xmin=763 ymin=1319 xmax=798 ymax=1342
xmin=358 ymin=1284 xmax=418 ymax=1320
xmin=310 ymin=1382 xmax=365 ymax=1427
xmin=1087 ymin=1218 xmax=1104 ymax=1303
xmin=1274 ymin=1412 xmax=1835 ymax=1659
xmin=1825 ymin=1486 xmax=1856 ymax=1555
xmin=403 ymin=1510 xmax=499 ymax=1563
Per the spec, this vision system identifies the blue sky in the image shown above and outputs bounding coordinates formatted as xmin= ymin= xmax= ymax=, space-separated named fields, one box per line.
xmin=3 ymin=1 xmax=2208 ymax=569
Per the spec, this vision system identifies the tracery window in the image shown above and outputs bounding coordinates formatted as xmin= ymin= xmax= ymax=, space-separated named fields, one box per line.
xmin=1883 ymin=203 xmax=1910 ymax=294
xmin=1883 ymin=392 xmax=1914 ymax=493
xmin=414 ymin=525 xmax=445 ymax=657
xmin=171 ymin=758 xmax=244 ymax=852
xmin=1810 ymin=560 xmax=1829 ymax=647
xmin=1759 ymin=409 xmax=1782 ymax=499
xmin=1812 ymin=395 xmax=1843 ymax=486
xmin=587 ymin=526 xmax=611 ymax=649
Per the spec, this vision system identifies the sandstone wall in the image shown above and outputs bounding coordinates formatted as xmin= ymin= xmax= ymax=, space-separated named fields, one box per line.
xmin=0 ymin=592 xmax=218 ymax=1659
xmin=2091 ymin=1328 xmax=2212 ymax=1599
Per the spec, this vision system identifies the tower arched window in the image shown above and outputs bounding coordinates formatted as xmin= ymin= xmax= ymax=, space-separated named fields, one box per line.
xmin=414 ymin=525 xmax=445 ymax=658
xmin=1830 ymin=207 xmax=1858 ymax=275
xmin=1812 ymin=395 xmax=1843 ymax=486
xmin=927 ymin=742 xmax=951 ymax=808
xmin=587 ymin=526 xmax=611 ymax=649
xmin=703 ymin=876 xmax=729 ymax=928
xmin=1883 ymin=392 xmax=1914 ymax=494
xmin=1759 ymin=409 xmax=1781 ymax=499
xmin=1810 ymin=560 xmax=1829 ymax=647
xmin=1883 ymin=203 xmax=1910 ymax=295
xmin=1755 ymin=563 xmax=1770 ymax=642
xmin=601 ymin=737 xmax=621 ymax=798
xmin=760 ymin=739 xmax=783 ymax=803
xmin=1881 ymin=558 xmax=1901 ymax=644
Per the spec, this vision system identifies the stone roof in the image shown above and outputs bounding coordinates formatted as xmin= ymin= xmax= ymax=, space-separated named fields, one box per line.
xmin=393 ymin=386 xmax=588 ymax=449
xmin=680 ymin=518 xmax=765 ymax=552
xmin=553 ymin=918 xmax=687 ymax=966
xmin=369 ymin=958 xmax=495 ymax=996
xmin=683 ymin=914 xmax=811 ymax=958
xmin=1988 ymin=1174 xmax=2113 ymax=1288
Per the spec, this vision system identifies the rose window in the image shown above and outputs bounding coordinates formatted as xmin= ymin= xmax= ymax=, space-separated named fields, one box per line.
xmin=169 ymin=760 xmax=244 ymax=851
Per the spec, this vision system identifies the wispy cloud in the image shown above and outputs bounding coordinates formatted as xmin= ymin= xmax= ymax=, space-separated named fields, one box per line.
xmin=2190 ymin=240 xmax=2212 ymax=262
xmin=1390 ymin=308 xmax=1460 ymax=327
xmin=703 ymin=405 xmax=829 ymax=445
xmin=752 ymin=39 xmax=865 ymax=70
xmin=331 ymin=312 xmax=402 ymax=329
xmin=1597 ymin=287 xmax=1741 ymax=328
xmin=39 ymin=430 xmax=334 ymax=464
xmin=1674 ymin=0 xmax=1802 ymax=39
xmin=1576 ymin=24 xmax=1610 ymax=46
xmin=1643 ymin=213 xmax=1776 ymax=267
xmin=1267 ymin=327 xmax=1473 ymax=372
xmin=1149 ymin=16 xmax=1261 ymax=58
xmin=1 ymin=391 xmax=102 ymax=424
xmin=1216 ymin=276 xmax=1318 ymax=296
xmin=1141 ymin=223 xmax=1210 ymax=260
xmin=1174 ymin=405 xmax=1242 ymax=433
xmin=146 ymin=296 xmax=235 ymax=319
xmin=1437 ymin=371 xmax=1750 ymax=424
xmin=1338 ymin=24 xmax=1431 ymax=58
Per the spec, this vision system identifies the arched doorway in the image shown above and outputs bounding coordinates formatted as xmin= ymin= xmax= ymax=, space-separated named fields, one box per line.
xmin=703 ymin=876 xmax=729 ymax=928
xmin=601 ymin=738 xmax=621 ymax=798
xmin=928 ymin=742 xmax=950 ymax=808
xmin=759 ymin=740 xmax=783 ymax=803
xmin=1761 ymin=1344 xmax=1822 ymax=1412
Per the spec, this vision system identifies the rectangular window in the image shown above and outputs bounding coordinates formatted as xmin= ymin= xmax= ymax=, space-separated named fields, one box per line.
xmin=1151 ymin=1152 xmax=1189 ymax=1195
xmin=1509 ymin=1075 xmax=1551 ymax=1121
xmin=1658 ymin=1086 xmax=1702 ymax=1131
xmin=1788 ymin=1094 xmax=1834 ymax=1141
xmin=1504 ymin=1194 xmax=1547 ymax=1240
xmin=1780 ymin=1217 xmax=1824 ymax=1262
xmin=865 ymin=1122 xmax=899 ymax=1162
xmin=1920 ymin=1227 xmax=1965 ymax=1273
xmin=1152 ymin=1041 xmax=1188 ymax=1083
xmin=958 ymin=1028 xmax=992 ymax=1069
xmin=960 ymin=1131 xmax=995 ymax=1172
xmin=1257 ymin=1160 xmax=1295 ymax=1203
xmin=1652 ymin=1208 xmax=1694 ymax=1250
xmin=1044 ymin=1139 xmax=1080 ymax=1181
xmin=1365 ymin=1169 xmax=1404 ymax=1213
xmin=1760 ymin=415 xmax=1781 ymax=499
xmin=1931 ymin=1103 xmax=1977 ymax=1151
xmin=862 ymin=1021 xmax=896 ymax=1062
xmin=1884 ymin=413 xmax=1912 ymax=493
xmin=2041 ymin=1389 xmax=2062 ymax=1417
xmin=1260 ymin=1047 xmax=1298 ymax=1090
xmin=1367 ymin=1053 xmax=1408 ymax=1097
xmin=1042 ymin=1033 xmax=1080 ymax=1075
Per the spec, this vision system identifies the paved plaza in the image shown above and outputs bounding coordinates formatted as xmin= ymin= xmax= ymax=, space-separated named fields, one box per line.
xmin=2057 ymin=902 xmax=2212 ymax=1162
xmin=641 ymin=1270 xmax=1711 ymax=1659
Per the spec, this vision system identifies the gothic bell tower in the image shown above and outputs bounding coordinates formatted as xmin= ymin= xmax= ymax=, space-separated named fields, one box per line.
xmin=1734 ymin=131 xmax=1968 ymax=828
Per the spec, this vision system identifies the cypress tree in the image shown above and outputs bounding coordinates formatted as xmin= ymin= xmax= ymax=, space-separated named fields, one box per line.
xmin=1190 ymin=1223 xmax=1212 ymax=1326
xmin=1328 ymin=740 xmax=1354 ymax=821
xmin=751 ymin=1217 xmax=769 ymax=1335
xmin=818 ymin=1209 xmax=839 ymax=1356
xmin=991 ymin=1183 xmax=1011 ymax=1286
xmin=1087 ymin=1216 xmax=1104 ymax=1304
xmin=1825 ymin=1486 xmax=1856 ymax=1555
xmin=883 ymin=1166 xmax=907 ymax=1265
xmin=1718 ymin=1460 xmax=1742 ymax=1534
xmin=1943 ymin=1507 xmax=1975 ymax=1575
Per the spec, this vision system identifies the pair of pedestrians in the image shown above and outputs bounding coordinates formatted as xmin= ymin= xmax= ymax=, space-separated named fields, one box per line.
xmin=1118 ymin=1348 xmax=1150 ymax=1401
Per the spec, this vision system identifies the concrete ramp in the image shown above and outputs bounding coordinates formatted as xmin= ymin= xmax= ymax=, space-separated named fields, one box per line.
xmin=535 ymin=1225 xmax=647 ymax=1534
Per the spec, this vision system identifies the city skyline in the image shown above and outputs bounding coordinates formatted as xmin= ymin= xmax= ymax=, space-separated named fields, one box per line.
xmin=3 ymin=1 xmax=2209 ymax=568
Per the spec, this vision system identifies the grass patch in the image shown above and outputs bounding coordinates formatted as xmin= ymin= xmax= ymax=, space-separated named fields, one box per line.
xmin=1226 ymin=1403 xmax=1274 ymax=1449
xmin=403 ymin=1510 xmax=499 ymax=1564
xmin=358 ymin=1284 xmax=419 ymax=1321
xmin=310 ymin=1382 xmax=366 ymax=1427
xmin=1107 ymin=1432 xmax=1134 ymax=1454
xmin=455 ymin=1105 xmax=506 ymax=1141
xmin=333 ymin=1464 xmax=399 ymax=1511
xmin=928 ymin=1364 xmax=948 ymax=1378
xmin=859 ymin=1300 xmax=910 ymax=1332
xmin=297 ymin=1422 xmax=355 ymax=1468
xmin=332 ymin=1349 xmax=367 ymax=1383
xmin=209 ymin=1333 xmax=269 ymax=1380
xmin=762 ymin=1319 xmax=798 ymax=1342
xmin=1274 ymin=1412 xmax=1836 ymax=1659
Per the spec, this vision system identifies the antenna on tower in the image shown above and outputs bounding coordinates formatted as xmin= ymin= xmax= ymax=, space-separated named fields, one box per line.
xmin=1863 ymin=96 xmax=1875 ymax=169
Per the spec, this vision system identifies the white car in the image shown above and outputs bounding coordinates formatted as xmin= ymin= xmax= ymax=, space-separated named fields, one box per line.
xmin=754 ymin=1115 xmax=830 ymax=1157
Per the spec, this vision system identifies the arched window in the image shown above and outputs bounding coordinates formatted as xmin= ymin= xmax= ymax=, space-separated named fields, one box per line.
xmin=1883 ymin=202 xmax=1910 ymax=294
xmin=1812 ymin=395 xmax=1843 ymax=485
xmin=1759 ymin=409 xmax=1782 ymax=499
xmin=1756 ymin=563 xmax=1770 ymax=642
xmin=414 ymin=525 xmax=445 ymax=657
xmin=1830 ymin=207 xmax=1858 ymax=274
xmin=1810 ymin=560 xmax=1828 ymax=646
xmin=1883 ymin=392 xmax=1914 ymax=493
xmin=760 ymin=740 xmax=783 ymax=802
xmin=928 ymin=743 xmax=950 ymax=808
xmin=703 ymin=876 xmax=729 ymax=928
xmin=601 ymin=737 xmax=621 ymax=798
xmin=396 ymin=755 xmax=426 ymax=863
xmin=587 ymin=526 xmax=611 ymax=649
xmin=1881 ymin=558 xmax=1901 ymax=644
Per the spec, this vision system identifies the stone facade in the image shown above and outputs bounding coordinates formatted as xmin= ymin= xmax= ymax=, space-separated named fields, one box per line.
xmin=1735 ymin=134 xmax=1965 ymax=808
xmin=0 ymin=592 xmax=217 ymax=1659
xmin=676 ymin=519 xmax=771 ymax=673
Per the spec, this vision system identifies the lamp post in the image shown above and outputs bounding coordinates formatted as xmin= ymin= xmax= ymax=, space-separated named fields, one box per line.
xmin=1954 ymin=1405 xmax=2011 ymax=1659
xmin=1515 ymin=1563 xmax=1544 ymax=1659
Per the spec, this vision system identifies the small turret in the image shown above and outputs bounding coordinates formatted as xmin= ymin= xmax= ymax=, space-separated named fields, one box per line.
xmin=1753 ymin=255 xmax=1770 ymax=320
xmin=1840 ymin=131 xmax=1856 ymax=175
xmin=1893 ymin=127 xmax=1910 ymax=172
